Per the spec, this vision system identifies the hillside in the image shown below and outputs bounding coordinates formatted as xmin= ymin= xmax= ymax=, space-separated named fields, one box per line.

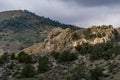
xmin=0 ymin=25 xmax=119 ymax=80
xmin=0 ymin=10 xmax=120 ymax=80
xmin=22 ymin=25 xmax=120 ymax=80
xmin=0 ymin=10 xmax=79 ymax=53
xmin=23 ymin=25 xmax=120 ymax=80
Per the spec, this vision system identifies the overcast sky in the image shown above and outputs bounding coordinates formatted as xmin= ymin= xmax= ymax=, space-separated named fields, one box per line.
xmin=0 ymin=0 xmax=120 ymax=27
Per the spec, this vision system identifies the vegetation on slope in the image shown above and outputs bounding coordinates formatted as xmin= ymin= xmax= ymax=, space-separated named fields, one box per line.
xmin=0 ymin=40 xmax=120 ymax=80
xmin=75 ymin=41 xmax=120 ymax=60
xmin=0 ymin=10 xmax=79 ymax=53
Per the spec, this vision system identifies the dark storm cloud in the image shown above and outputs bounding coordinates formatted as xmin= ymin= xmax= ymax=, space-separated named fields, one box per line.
xmin=63 ymin=0 xmax=120 ymax=6
xmin=0 ymin=0 xmax=120 ymax=27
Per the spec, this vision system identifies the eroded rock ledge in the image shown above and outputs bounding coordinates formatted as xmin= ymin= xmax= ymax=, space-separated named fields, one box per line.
xmin=23 ymin=25 xmax=118 ymax=54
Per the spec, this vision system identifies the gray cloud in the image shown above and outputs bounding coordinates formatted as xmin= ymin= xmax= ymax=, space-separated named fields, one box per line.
xmin=63 ymin=0 xmax=120 ymax=6
xmin=0 ymin=0 xmax=120 ymax=27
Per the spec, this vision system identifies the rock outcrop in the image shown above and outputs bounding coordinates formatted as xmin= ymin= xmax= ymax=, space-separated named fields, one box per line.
xmin=23 ymin=25 xmax=119 ymax=54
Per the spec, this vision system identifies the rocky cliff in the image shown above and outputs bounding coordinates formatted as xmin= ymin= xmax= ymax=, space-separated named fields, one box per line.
xmin=24 ymin=25 xmax=118 ymax=54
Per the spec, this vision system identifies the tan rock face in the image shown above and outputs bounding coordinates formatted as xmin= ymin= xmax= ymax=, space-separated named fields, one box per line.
xmin=24 ymin=43 xmax=44 ymax=54
xmin=46 ymin=44 xmax=56 ymax=52
xmin=23 ymin=25 xmax=118 ymax=54
xmin=47 ymin=27 xmax=63 ymax=39
xmin=94 ymin=38 xmax=105 ymax=44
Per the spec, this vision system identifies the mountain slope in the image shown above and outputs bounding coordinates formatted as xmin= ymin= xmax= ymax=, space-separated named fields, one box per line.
xmin=0 ymin=25 xmax=119 ymax=80
xmin=21 ymin=25 xmax=120 ymax=80
xmin=0 ymin=10 xmax=79 ymax=53
xmin=0 ymin=10 xmax=78 ymax=31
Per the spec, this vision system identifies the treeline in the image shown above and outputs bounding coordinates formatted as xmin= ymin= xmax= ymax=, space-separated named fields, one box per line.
xmin=0 ymin=10 xmax=78 ymax=31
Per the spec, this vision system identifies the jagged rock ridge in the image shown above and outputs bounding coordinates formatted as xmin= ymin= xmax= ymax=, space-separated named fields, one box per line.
xmin=24 ymin=25 xmax=119 ymax=54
